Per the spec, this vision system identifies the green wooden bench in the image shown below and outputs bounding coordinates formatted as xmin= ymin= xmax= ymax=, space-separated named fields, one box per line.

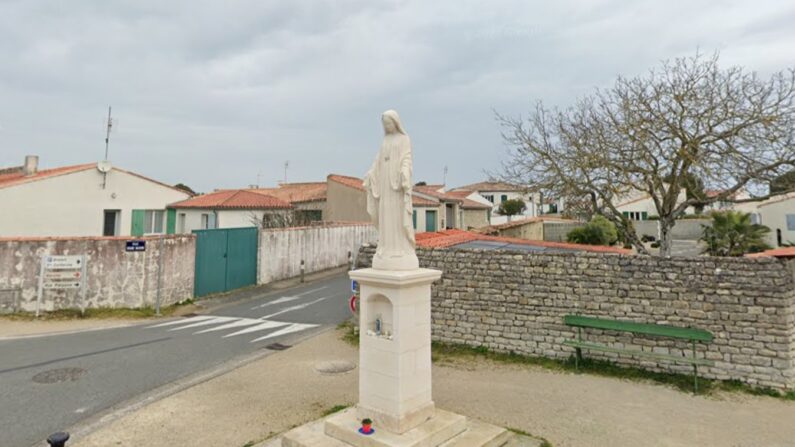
xmin=563 ymin=315 xmax=715 ymax=392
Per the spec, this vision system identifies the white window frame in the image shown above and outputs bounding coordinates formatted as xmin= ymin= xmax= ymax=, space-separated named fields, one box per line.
xmin=143 ymin=210 xmax=165 ymax=235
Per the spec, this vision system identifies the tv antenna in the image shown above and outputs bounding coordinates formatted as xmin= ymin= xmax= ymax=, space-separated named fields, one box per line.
xmin=101 ymin=106 xmax=115 ymax=189
xmin=283 ymin=160 xmax=290 ymax=184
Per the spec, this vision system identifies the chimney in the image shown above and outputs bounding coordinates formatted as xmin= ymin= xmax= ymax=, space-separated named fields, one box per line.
xmin=23 ymin=155 xmax=39 ymax=176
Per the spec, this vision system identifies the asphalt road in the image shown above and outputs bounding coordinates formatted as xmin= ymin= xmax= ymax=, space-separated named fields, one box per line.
xmin=0 ymin=273 xmax=353 ymax=447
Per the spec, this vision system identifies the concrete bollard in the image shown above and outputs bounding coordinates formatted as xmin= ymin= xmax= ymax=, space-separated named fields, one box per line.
xmin=47 ymin=432 xmax=69 ymax=447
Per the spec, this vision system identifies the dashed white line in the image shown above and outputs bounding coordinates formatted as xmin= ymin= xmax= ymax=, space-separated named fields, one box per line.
xmin=168 ymin=316 xmax=237 ymax=331
xmin=222 ymin=320 xmax=290 ymax=338
xmin=250 ymin=323 xmax=318 ymax=343
xmin=193 ymin=318 xmax=263 ymax=334
xmin=146 ymin=316 xmax=214 ymax=328
xmin=259 ymin=296 xmax=331 ymax=320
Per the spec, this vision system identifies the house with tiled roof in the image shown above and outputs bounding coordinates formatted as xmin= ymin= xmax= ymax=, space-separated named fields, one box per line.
xmin=168 ymin=189 xmax=291 ymax=233
xmin=450 ymin=180 xmax=561 ymax=224
xmin=0 ymin=155 xmax=191 ymax=237
xmin=324 ymin=175 xmax=492 ymax=233
xmin=247 ymin=182 xmax=327 ymax=223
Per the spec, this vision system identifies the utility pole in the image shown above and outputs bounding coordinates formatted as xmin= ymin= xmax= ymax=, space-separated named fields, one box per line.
xmin=443 ymin=165 xmax=448 ymax=189
xmin=102 ymin=106 xmax=113 ymax=189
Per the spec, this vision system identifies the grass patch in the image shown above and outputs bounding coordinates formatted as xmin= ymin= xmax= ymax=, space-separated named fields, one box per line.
xmin=508 ymin=428 xmax=553 ymax=447
xmin=338 ymin=320 xmax=359 ymax=346
xmin=1 ymin=299 xmax=195 ymax=321
xmin=432 ymin=341 xmax=795 ymax=400
xmin=321 ymin=404 xmax=350 ymax=417
xmin=338 ymin=322 xmax=795 ymax=400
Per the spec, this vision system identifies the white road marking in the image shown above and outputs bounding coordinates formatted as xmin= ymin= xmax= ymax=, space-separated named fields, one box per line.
xmin=250 ymin=323 xmax=318 ymax=343
xmin=167 ymin=316 xmax=237 ymax=331
xmin=222 ymin=320 xmax=290 ymax=338
xmin=250 ymin=295 xmax=300 ymax=310
xmin=250 ymin=286 xmax=329 ymax=309
xmin=146 ymin=316 xmax=214 ymax=328
xmin=193 ymin=318 xmax=263 ymax=334
xmin=259 ymin=296 xmax=331 ymax=320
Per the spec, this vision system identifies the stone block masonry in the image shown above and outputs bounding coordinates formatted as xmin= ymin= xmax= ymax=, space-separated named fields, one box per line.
xmin=357 ymin=246 xmax=795 ymax=391
xmin=0 ymin=235 xmax=195 ymax=312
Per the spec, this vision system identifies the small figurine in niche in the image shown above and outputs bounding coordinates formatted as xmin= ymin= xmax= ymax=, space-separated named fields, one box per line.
xmin=359 ymin=418 xmax=374 ymax=435
xmin=375 ymin=314 xmax=382 ymax=336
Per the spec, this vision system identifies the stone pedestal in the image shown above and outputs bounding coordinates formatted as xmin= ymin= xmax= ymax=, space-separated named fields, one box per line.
xmin=279 ymin=267 xmax=513 ymax=447
xmin=352 ymin=268 xmax=440 ymax=434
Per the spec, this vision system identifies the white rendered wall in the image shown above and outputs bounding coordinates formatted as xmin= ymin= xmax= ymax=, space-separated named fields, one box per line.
xmin=0 ymin=168 xmax=189 ymax=237
xmin=758 ymin=195 xmax=795 ymax=247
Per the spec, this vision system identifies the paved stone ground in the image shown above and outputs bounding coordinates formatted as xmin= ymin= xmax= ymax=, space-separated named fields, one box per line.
xmin=69 ymin=329 xmax=795 ymax=447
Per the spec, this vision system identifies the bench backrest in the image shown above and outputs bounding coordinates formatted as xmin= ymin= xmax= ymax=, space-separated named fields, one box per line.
xmin=564 ymin=315 xmax=713 ymax=342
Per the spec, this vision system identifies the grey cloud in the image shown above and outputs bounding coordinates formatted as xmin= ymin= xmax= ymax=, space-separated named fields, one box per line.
xmin=0 ymin=0 xmax=793 ymax=191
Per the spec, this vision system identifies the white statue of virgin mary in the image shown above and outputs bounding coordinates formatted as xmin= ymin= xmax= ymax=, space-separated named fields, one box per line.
xmin=363 ymin=110 xmax=420 ymax=271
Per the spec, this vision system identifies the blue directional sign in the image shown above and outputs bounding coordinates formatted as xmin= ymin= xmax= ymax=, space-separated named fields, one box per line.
xmin=351 ymin=280 xmax=359 ymax=293
xmin=126 ymin=240 xmax=146 ymax=252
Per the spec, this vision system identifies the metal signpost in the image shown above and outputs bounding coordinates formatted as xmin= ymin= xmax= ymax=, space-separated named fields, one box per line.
xmin=36 ymin=255 xmax=88 ymax=317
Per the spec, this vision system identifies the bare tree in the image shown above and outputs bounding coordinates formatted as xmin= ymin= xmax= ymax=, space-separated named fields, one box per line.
xmin=497 ymin=53 xmax=795 ymax=256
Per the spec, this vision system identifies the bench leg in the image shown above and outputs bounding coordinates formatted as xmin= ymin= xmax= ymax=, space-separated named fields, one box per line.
xmin=575 ymin=347 xmax=582 ymax=371
xmin=692 ymin=340 xmax=698 ymax=394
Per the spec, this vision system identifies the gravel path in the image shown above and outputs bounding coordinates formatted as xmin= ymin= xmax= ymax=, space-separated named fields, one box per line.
xmin=72 ymin=330 xmax=795 ymax=447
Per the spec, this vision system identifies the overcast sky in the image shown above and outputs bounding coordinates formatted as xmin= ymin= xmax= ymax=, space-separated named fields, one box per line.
xmin=1 ymin=1 xmax=793 ymax=192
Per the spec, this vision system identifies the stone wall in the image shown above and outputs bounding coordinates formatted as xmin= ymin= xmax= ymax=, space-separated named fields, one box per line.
xmin=0 ymin=235 xmax=195 ymax=312
xmin=542 ymin=222 xmax=584 ymax=242
xmin=259 ymin=223 xmax=377 ymax=284
xmin=634 ymin=219 xmax=712 ymax=241
xmin=358 ymin=246 xmax=795 ymax=390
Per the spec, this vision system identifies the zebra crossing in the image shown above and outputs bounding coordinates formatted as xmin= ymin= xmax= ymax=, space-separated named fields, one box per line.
xmin=146 ymin=315 xmax=319 ymax=343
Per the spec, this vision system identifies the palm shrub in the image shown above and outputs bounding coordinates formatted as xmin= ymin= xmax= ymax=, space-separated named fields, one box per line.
xmin=701 ymin=210 xmax=771 ymax=257
xmin=567 ymin=215 xmax=618 ymax=246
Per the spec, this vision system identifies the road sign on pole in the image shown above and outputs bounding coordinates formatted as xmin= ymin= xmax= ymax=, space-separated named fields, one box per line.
xmin=36 ymin=254 xmax=87 ymax=316
xmin=349 ymin=295 xmax=358 ymax=315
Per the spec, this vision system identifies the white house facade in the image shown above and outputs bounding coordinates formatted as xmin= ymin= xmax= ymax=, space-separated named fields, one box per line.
xmin=169 ymin=189 xmax=292 ymax=234
xmin=0 ymin=156 xmax=191 ymax=237
xmin=755 ymin=192 xmax=795 ymax=247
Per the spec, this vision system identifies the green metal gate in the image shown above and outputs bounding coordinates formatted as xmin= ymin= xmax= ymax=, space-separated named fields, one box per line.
xmin=193 ymin=227 xmax=258 ymax=298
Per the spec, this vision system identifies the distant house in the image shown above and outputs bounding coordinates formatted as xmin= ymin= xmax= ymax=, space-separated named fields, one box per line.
xmin=168 ymin=189 xmax=292 ymax=233
xmin=474 ymin=216 xmax=583 ymax=242
xmin=614 ymin=187 xmax=689 ymax=221
xmin=451 ymin=181 xmax=562 ymax=224
xmin=323 ymin=175 xmax=491 ymax=233
xmin=755 ymin=192 xmax=795 ymax=247
xmin=248 ymin=182 xmax=327 ymax=224
xmin=0 ymin=155 xmax=191 ymax=237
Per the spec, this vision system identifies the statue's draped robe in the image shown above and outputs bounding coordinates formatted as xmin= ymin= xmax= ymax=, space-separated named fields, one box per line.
xmin=364 ymin=132 xmax=418 ymax=270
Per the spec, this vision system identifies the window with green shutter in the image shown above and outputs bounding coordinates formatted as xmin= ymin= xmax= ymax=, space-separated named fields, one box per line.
xmin=166 ymin=209 xmax=177 ymax=234
xmin=412 ymin=210 xmax=417 ymax=229
xmin=131 ymin=210 xmax=145 ymax=236
xmin=641 ymin=211 xmax=648 ymax=221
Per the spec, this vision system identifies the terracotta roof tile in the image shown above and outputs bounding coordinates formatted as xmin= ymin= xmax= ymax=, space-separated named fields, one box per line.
xmin=745 ymin=247 xmax=795 ymax=258
xmin=412 ymin=195 xmax=439 ymax=207
xmin=444 ymin=190 xmax=492 ymax=209
xmin=452 ymin=181 xmax=526 ymax=193
xmin=170 ymin=189 xmax=291 ymax=209
xmin=328 ymin=174 xmax=365 ymax=191
xmin=416 ymin=229 xmax=631 ymax=254
xmin=475 ymin=216 xmax=579 ymax=234
xmin=249 ymin=182 xmax=327 ymax=204
xmin=414 ymin=185 xmax=464 ymax=203
xmin=0 ymin=163 xmax=95 ymax=189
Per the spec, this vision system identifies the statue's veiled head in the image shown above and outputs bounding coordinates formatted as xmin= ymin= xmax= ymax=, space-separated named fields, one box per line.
xmin=382 ymin=110 xmax=406 ymax=135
